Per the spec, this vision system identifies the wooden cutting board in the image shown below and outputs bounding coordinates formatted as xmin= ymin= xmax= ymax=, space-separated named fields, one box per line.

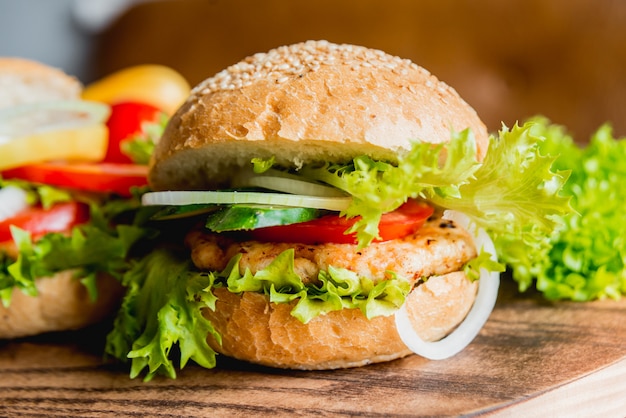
xmin=1 ymin=277 xmax=625 ymax=417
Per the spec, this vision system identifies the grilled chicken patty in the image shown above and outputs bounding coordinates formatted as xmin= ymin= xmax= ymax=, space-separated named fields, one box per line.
xmin=185 ymin=212 xmax=477 ymax=286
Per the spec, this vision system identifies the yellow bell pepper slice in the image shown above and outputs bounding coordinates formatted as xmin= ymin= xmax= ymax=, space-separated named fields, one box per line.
xmin=82 ymin=65 xmax=190 ymax=115
xmin=0 ymin=101 xmax=110 ymax=171
xmin=0 ymin=125 xmax=108 ymax=171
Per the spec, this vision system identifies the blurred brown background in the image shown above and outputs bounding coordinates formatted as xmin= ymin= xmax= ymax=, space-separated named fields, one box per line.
xmin=94 ymin=0 xmax=626 ymax=142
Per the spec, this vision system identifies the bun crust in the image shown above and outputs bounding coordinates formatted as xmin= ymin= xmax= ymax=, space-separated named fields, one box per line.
xmin=149 ymin=40 xmax=489 ymax=191
xmin=0 ymin=57 xmax=82 ymax=109
xmin=0 ymin=271 xmax=123 ymax=339
xmin=204 ymin=271 xmax=477 ymax=369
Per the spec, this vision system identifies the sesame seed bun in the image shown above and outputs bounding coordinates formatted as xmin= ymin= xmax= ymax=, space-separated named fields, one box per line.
xmin=0 ymin=57 xmax=82 ymax=109
xmin=149 ymin=40 xmax=489 ymax=191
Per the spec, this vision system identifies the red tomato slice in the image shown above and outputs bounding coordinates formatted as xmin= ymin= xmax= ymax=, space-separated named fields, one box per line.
xmin=0 ymin=201 xmax=89 ymax=244
xmin=1 ymin=162 xmax=148 ymax=197
xmin=105 ymin=101 xmax=162 ymax=164
xmin=249 ymin=199 xmax=435 ymax=244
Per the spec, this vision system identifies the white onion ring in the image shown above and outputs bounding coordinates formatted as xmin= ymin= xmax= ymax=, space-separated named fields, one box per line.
xmin=142 ymin=190 xmax=352 ymax=212
xmin=394 ymin=210 xmax=500 ymax=360
xmin=233 ymin=169 xmax=348 ymax=198
xmin=0 ymin=186 xmax=30 ymax=222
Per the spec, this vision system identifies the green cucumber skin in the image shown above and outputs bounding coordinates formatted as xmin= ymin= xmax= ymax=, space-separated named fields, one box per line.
xmin=205 ymin=205 xmax=322 ymax=232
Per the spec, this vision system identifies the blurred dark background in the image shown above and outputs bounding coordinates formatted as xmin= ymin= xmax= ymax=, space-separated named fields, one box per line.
xmin=2 ymin=0 xmax=625 ymax=141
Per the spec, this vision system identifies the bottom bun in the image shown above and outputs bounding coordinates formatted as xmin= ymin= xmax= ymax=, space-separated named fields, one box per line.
xmin=203 ymin=271 xmax=478 ymax=369
xmin=0 ymin=271 xmax=124 ymax=339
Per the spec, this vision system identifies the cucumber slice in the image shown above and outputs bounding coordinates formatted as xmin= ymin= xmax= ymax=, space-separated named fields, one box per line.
xmin=205 ymin=205 xmax=323 ymax=232
xmin=150 ymin=204 xmax=218 ymax=220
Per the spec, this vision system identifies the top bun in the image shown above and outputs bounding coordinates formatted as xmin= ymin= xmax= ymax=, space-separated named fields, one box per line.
xmin=0 ymin=57 xmax=82 ymax=109
xmin=149 ymin=40 xmax=488 ymax=191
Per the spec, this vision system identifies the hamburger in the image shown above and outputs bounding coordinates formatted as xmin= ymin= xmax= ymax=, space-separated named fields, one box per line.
xmin=0 ymin=58 xmax=159 ymax=338
xmin=106 ymin=41 xmax=569 ymax=380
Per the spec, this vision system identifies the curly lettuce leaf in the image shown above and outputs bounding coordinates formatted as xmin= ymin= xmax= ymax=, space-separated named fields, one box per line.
xmin=227 ymin=249 xmax=412 ymax=322
xmin=433 ymin=123 xmax=571 ymax=234
xmin=298 ymin=123 xmax=569 ymax=260
xmin=120 ymin=112 xmax=168 ymax=165
xmin=463 ymin=249 xmax=506 ymax=281
xmin=252 ymin=156 xmax=275 ymax=173
xmin=508 ymin=118 xmax=626 ymax=300
xmin=1 ymin=222 xmax=150 ymax=307
xmin=0 ymin=185 xmax=154 ymax=306
xmin=426 ymin=122 xmax=571 ymax=283
xmin=105 ymin=248 xmax=220 ymax=381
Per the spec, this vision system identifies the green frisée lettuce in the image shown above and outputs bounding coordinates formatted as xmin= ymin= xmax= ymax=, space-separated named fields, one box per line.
xmin=429 ymin=123 xmax=572 ymax=286
xmin=106 ymin=248 xmax=221 ymax=380
xmin=3 ymin=221 xmax=148 ymax=304
xmin=506 ymin=118 xmax=626 ymax=301
xmin=225 ymin=249 xmax=412 ymax=321
xmin=298 ymin=123 xmax=570 ymax=256
xmin=105 ymin=247 xmax=414 ymax=381
xmin=121 ymin=112 xmax=168 ymax=165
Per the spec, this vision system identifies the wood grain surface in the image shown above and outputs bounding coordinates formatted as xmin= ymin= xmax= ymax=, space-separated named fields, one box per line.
xmin=1 ymin=277 xmax=625 ymax=417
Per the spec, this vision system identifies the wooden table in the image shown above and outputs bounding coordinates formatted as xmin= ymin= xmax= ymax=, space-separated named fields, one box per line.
xmin=1 ymin=277 xmax=625 ymax=417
